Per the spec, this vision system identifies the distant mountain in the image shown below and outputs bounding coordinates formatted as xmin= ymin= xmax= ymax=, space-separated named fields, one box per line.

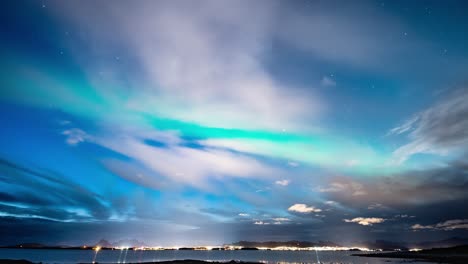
xmin=231 ymin=237 xmax=468 ymax=250
xmin=3 ymin=236 xmax=467 ymax=250
xmin=91 ymin=238 xmax=148 ymax=248
xmin=12 ymin=243 xmax=47 ymax=248
xmin=354 ymin=240 xmax=408 ymax=251
xmin=110 ymin=239 xmax=148 ymax=248
xmin=230 ymin=240 xmax=341 ymax=248
xmin=95 ymin=239 xmax=113 ymax=248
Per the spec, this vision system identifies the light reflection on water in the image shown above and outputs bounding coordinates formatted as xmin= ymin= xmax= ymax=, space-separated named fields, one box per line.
xmin=0 ymin=249 xmax=434 ymax=264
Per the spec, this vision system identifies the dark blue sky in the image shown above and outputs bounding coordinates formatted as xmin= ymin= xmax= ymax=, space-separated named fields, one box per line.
xmin=1 ymin=0 xmax=468 ymax=246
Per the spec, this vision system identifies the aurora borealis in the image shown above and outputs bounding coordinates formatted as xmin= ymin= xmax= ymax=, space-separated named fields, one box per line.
xmin=1 ymin=0 xmax=468 ymax=246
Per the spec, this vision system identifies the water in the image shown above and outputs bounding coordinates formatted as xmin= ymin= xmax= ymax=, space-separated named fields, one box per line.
xmin=0 ymin=249 xmax=433 ymax=264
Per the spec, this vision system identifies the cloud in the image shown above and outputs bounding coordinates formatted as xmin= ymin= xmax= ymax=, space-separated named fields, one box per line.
xmin=275 ymin=179 xmax=290 ymax=186
xmin=318 ymin=161 xmax=468 ymax=207
xmin=390 ymin=88 xmax=468 ymax=163
xmin=367 ymin=203 xmax=385 ymax=210
xmin=412 ymin=219 xmax=468 ymax=231
xmin=0 ymin=159 xmax=111 ymax=222
xmin=96 ymin=129 xmax=277 ymax=188
xmin=321 ymin=76 xmax=336 ymax=87
xmin=273 ymin=217 xmax=290 ymax=222
xmin=288 ymin=204 xmax=321 ymax=213
xmin=253 ymin=217 xmax=289 ymax=225
xmin=239 ymin=213 xmax=249 ymax=217
xmin=53 ymin=0 xmax=323 ymax=132
xmin=102 ymin=159 xmax=167 ymax=190
xmin=62 ymin=128 xmax=88 ymax=146
xmin=395 ymin=214 xmax=411 ymax=218
xmin=318 ymin=182 xmax=367 ymax=196
xmin=344 ymin=217 xmax=385 ymax=226
xmin=346 ymin=159 xmax=359 ymax=167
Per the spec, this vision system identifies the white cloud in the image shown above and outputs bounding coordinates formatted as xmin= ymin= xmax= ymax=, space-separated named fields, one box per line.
xmin=62 ymin=128 xmax=88 ymax=146
xmin=55 ymin=0 xmax=323 ymax=132
xmin=346 ymin=159 xmax=359 ymax=167
xmin=288 ymin=204 xmax=321 ymax=213
xmin=344 ymin=217 xmax=385 ymax=226
xmin=321 ymin=76 xmax=336 ymax=87
xmin=238 ymin=213 xmax=249 ymax=217
xmin=412 ymin=219 xmax=468 ymax=231
xmin=254 ymin=221 xmax=270 ymax=225
xmin=275 ymin=179 xmax=290 ymax=186
xmin=411 ymin=224 xmax=427 ymax=230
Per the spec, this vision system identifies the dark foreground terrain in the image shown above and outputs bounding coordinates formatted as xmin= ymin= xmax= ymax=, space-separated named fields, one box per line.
xmin=0 ymin=259 xmax=260 ymax=264
xmin=353 ymin=245 xmax=468 ymax=264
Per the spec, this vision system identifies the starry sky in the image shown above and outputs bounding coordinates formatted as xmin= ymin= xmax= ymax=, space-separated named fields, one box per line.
xmin=1 ymin=0 xmax=468 ymax=246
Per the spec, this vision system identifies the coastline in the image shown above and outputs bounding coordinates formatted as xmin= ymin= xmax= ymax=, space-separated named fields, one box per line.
xmin=353 ymin=245 xmax=468 ymax=264
xmin=0 ymin=260 xmax=261 ymax=264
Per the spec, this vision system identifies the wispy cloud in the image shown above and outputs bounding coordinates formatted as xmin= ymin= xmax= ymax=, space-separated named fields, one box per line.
xmin=0 ymin=159 xmax=111 ymax=222
xmin=390 ymin=88 xmax=468 ymax=164
xmin=97 ymin=129 xmax=277 ymax=188
xmin=273 ymin=217 xmax=290 ymax=222
xmin=318 ymin=182 xmax=367 ymax=196
xmin=367 ymin=203 xmax=385 ymax=210
xmin=412 ymin=219 xmax=468 ymax=231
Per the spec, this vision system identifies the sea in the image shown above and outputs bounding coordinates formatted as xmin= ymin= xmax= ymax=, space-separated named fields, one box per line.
xmin=0 ymin=248 xmax=434 ymax=264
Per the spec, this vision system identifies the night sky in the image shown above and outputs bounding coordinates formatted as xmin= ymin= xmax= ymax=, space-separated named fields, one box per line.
xmin=1 ymin=0 xmax=468 ymax=246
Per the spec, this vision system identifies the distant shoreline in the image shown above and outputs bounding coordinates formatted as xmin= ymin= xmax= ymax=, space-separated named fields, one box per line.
xmin=0 ymin=246 xmax=361 ymax=251
xmin=0 ymin=259 xmax=261 ymax=264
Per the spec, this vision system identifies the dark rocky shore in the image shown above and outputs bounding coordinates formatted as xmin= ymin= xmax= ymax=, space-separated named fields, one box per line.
xmin=0 ymin=260 xmax=33 ymax=264
xmin=353 ymin=245 xmax=468 ymax=264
